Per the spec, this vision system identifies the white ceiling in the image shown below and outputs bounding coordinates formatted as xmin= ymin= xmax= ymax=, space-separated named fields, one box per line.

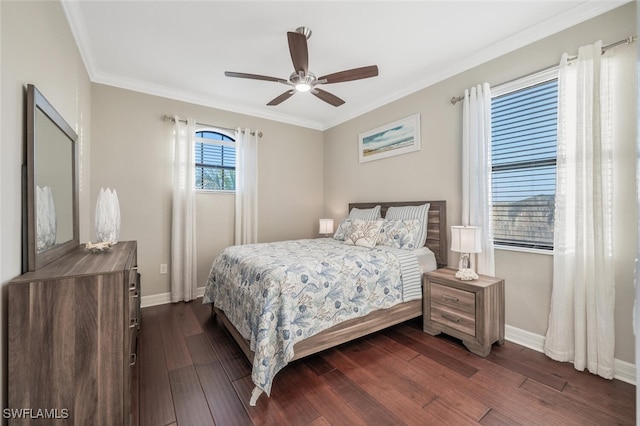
xmin=62 ymin=1 xmax=628 ymax=130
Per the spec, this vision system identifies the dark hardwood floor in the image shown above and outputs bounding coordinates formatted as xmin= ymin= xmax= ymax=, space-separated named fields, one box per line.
xmin=136 ymin=299 xmax=635 ymax=426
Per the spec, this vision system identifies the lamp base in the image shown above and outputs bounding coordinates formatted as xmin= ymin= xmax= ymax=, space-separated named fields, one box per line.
xmin=455 ymin=268 xmax=479 ymax=281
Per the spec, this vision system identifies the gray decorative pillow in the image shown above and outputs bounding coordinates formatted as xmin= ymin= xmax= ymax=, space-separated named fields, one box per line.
xmin=385 ymin=203 xmax=431 ymax=248
xmin=333 ymin=218 xmax=354 ymax=241
xmin=343 ymin=219 xmax=384 ymax=248
xmin=348 ymin=205 xmax=382 ymax=220
xmin=378 ymin=219 xmax=422 ymax=250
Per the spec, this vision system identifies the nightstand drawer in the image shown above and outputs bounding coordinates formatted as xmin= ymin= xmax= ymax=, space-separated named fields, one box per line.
xmin=430 ymin=303 xmax=475 ymax=335
xmin=430 ymin=283 xmax=475 ymax=314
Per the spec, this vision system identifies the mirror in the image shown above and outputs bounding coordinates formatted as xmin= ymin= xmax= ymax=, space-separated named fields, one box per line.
xmin=24 ymin=84 xmax=79 ymax=272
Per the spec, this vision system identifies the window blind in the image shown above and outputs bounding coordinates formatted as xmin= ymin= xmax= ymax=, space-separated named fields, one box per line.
xmin=194 ymin=131 xmax=236 ymax=191
xmin=491 ymin=78 xmax=557 ymax=250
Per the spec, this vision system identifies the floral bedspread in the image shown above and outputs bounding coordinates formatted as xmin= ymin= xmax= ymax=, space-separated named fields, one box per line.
xmin=202 ymin=238 xmax=408 ymax=396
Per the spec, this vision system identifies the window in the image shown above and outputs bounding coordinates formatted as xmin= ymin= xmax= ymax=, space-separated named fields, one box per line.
xmin=194 ymin=130 xmax=235 ymax=191
xmin=491 ymin=70 xmax=558 ymax=250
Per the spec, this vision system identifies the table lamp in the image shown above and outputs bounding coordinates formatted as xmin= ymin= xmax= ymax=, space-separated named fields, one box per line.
xmin=450 ymin=225 xmax=482 ymax=280
xmin=319 ymin=219 xmax=334 ymax=237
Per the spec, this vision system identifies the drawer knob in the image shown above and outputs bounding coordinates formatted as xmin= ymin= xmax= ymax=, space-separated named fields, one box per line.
xmin=441 ymin=313 xmax=460 ymax=323
xmin=442 ymin=294 xmax=459 ymax=302
xmin=130 ymin=318 xmax=139 ymax=328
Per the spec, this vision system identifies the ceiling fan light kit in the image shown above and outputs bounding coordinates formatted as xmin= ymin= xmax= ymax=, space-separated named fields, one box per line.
xmin=291 ymin=71 xmax=315 ymax=92
xmin=225 ymin=26 xmax=378 ymax=107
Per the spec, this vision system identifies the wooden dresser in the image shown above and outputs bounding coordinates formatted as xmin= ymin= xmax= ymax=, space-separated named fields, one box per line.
xmin=423 ymin=267 xmax=504 ymax=357
xmin=8 ymin=241 xmax=140 ymax=425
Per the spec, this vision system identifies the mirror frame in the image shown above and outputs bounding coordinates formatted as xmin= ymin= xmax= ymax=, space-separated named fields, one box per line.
xmin=25 ymin=84 xmax=79 ymax=272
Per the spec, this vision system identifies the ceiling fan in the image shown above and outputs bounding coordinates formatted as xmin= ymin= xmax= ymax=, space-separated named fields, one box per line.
xmin=224 ymin=26 xmax=379 ymax=107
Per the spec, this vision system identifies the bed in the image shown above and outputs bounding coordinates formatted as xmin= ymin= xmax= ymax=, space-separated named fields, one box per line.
xmin=203 ymin=200 xmax=447 ymax=405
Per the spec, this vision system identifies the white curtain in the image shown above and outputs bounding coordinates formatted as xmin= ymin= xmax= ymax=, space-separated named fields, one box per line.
xmin=235 ymin=128 xmax=259 ymax=245
xmin=544 ymin=41 xmax=616 ymax=378
xmin=171 ymin=117 xmax=198 ymax=303
xmin=462 ymin=83 xmax=495 ymax=276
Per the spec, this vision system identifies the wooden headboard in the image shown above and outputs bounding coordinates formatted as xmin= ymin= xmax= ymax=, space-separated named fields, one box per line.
xmin=348 ymin=200 xmax=447 ymax=268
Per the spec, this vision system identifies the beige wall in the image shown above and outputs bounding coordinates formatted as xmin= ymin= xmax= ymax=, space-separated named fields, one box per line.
xmin=323 ymin=3 xmax=637 ymax=364
xmin=90 ymin=84 xmax=324 ymax=297
xmin=1 ymin=0 xmax=92 ymax=408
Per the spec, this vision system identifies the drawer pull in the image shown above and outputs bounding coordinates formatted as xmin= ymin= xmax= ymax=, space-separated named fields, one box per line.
xmin=130 ymin=353 xmax=137 ymax=366
xmin=130 ymin=318 xmax=139 ymax=328
xmin=129 ymin=283 xmax=137 ymax=291
xmin=131 ymin=291 xmax=139 ymax=299
xmin=442 ymin=294 xmax=459 ymax=303
xmin=441 ymin=313 xmax=461 ymax=323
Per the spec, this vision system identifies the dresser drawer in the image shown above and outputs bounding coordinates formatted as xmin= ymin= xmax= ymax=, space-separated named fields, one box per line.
xmin=430 ymin=302 xmax=475 ymax=335
xmin=129 ymin=279 xmax=139 ymax=326
xmin=430 ymin=283 xmax=475 ymax=314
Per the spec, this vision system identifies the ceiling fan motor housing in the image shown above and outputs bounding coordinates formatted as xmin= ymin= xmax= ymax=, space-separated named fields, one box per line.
xmin=290 ymin=71 xmax=316 ymax=91
xmin=295 ymin=26 xmax=312 ymax=39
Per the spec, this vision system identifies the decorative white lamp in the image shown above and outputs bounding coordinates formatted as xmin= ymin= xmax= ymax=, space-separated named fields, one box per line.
xmin=319 ymin=219 xmax=334 ymax=237
xmin=450 ymin=226 xmax=482 ymax=280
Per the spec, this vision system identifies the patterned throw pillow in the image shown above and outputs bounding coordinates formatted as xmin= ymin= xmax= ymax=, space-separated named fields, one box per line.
xmin=333 ymin=218 xmax=353 ymax=241
xmin=348 ymin=205 xmax=382 ymax=220
xmin=343 ymin=219 xmax=384 ymax=248
xmin=385 ymin=203 xmax=430 ymax=248
xmin=377 ymin=219 xmax=422 ymax=250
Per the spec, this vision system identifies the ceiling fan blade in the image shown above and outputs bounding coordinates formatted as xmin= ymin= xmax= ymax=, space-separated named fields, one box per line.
xmin=225 ymin=71 xmax=287 ymax=84
xmin=267 ymin=90 xmax=295 ymax=106
xmin=312 ymin=88 xmax=345 ymax=107
xmin=287 ymin=31 xmax=308 ymax=74
xmin=318 ymin=65 xmax=379 ymax=84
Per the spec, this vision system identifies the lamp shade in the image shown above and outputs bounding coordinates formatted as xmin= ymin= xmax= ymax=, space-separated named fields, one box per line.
xmin=451 ymin=226 xmax=482 ymax=254
xmin=319 ymin=218 xmax=334 ymax=235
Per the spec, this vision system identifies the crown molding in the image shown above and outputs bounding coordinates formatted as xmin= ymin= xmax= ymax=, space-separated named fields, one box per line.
xmin=322 ymin=0 xmax=631 ymax=130
xmin=61 ymin=0 xmax=96 ymax=80
xmin=92 ymin=70 xmax=325 ymax=130
xmin=62 ymin=0 xmax=630 ymax=132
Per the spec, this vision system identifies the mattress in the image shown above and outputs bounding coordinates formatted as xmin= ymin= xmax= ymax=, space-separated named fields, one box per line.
xmin=393 ymin=246 xmax=437 ymax=302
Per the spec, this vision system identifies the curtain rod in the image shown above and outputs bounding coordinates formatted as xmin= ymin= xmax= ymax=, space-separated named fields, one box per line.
xmin=450 ymin=35 xmax=636 ymax=105
xmin=163 ymin=114 xmax=263 ymax=137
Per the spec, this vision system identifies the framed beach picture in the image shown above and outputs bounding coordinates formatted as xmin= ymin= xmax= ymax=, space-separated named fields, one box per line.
xmin=358 ymin=113 xmax=421 ymax=163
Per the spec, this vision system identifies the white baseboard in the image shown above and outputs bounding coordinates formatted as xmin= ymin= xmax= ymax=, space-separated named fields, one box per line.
xmin=505 ymin=325 xmax=546 ymax=352
xmin=141 ymin=287 xmax=206 ymax=308
xmin=506 ymin=325 xmax=636 ymax=385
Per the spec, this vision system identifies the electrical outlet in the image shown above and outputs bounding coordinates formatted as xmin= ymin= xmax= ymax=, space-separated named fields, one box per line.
xmin=160 ymin=264 xmax=167 ymax=274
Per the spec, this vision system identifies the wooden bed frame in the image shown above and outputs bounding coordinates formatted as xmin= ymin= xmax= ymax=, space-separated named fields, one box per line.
xmin=212 ymin=200 xmax=447 ymax=398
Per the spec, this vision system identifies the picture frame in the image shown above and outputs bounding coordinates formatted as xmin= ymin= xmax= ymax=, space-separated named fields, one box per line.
xmin=358 ymin=113 xmax=421 ymax=163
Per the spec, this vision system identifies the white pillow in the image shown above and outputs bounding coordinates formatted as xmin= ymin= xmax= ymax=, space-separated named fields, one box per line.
xmin=343 ymin=219 xmax=384 ymax=248
xmin=377 ymin=219 xmax=422 ymax=250
xmin=348 ymin=205 xmax=381 ymax=220
xmin=384 ymin=203 xmax=430 ymax=247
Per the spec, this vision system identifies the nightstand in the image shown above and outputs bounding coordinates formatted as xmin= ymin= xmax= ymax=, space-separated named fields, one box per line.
xmin=423 ymin=267 xmax=505 ymax=357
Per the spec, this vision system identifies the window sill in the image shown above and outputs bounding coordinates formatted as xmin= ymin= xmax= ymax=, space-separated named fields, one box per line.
xmin=196 ymin=189 xmax=235 ymax=194
xmin=494 ymin=244 xmax=553 ymax=256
